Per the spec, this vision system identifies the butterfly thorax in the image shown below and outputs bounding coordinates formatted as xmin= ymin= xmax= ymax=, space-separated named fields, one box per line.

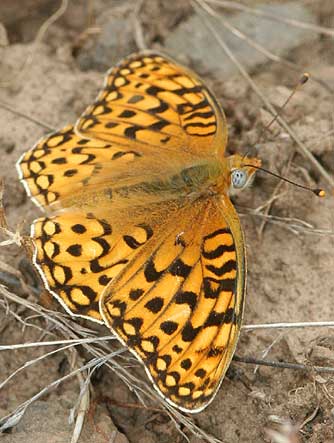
xmin=114 ymin=160 xmax=229 ymax=202
xmin=55 ymin=154 xmax=260 ymax=214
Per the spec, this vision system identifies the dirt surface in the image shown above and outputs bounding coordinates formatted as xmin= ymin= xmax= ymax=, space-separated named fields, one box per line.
xmin=1 ymin=1 xmax=334 ymax=442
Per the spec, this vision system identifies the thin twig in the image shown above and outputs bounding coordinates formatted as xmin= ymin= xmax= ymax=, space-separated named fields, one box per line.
xmin=68 ymin=348 xmax=90 ymax=443
xmin=299 ymin=403 xmax=320 ymax=431
xmin=132 ymin=0 xmax=147 ymax=50
xmin=233 ymin=355 xmax=334 ymax=374
xmin=0 ymin=336 xmax=115 ymax=351
xmin=240 ymin=210 xmax=334 ymax=237
xmin=0 ymin=179 xmax=8 ymax=231
xmin=0 ymin=101 xmax=55 ymax=131
xmin=243 ymin=321 xmax=334 ymax=331
xmin=253 ymin=332 xmax=284 ymax=375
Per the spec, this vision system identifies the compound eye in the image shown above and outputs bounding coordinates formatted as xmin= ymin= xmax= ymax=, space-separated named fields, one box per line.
xmin=231 ymin=169 xmax=247 ymax=189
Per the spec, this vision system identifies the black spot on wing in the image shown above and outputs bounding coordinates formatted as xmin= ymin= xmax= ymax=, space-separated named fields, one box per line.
xmin=123 ymin=234 xmax=142 ymax=249
xmin=206 ymin=259 xmax=236 ymax=277
xmin=203 ymin=277 xmax=235 ymax=299
xmin=50 ymin=242 xmax=60 ymax=259
xmin=181 ymin=322 xmax=200 ymax=342
xmin=169 ymin=259 xmax=192 ymax=279
xmin=160 ymin=320 xmax=178 ymax=335
xmin=105 ymin=122 xmax=119 ymax=129
xmin=92 ymin=237 xmax=111 ymax=258
xmin=127 ymin=94 xmax=144 ymax=104
xmin=99 ymin=274 xmax=112 ymax=286
xmin=172 ymin=344 xmax=183 ymax=354
xmin=204 ymin=228 xmax=231 ymax=241
xmin=148 ymin=100 xmax=169 ymax=114
xmin=173 ymin=85 xmax=203 ymax=96
xmin=146 ymin=85 xmax=164 ymax=96
xmin=129 ymin=288 xmax=144 ymax=301
xmin=52 ymin=157 xmax=67 ymax=164
xmin=208 ymin=347 xmax=224 ymax=357
xmin=184 ymin=121 xmax=216 ymax=131
xmin=202 ymin=243 xmax=235 ymax=260
xmin=119 ymin=109 xmax=136 ymax=118
xmin=66 ymin=244 xmax=82 ymax=257
xmin=177 ymin=98 xmax=209 ymax=115
xmin=145 ymin=297 xmax=164 ymax=313
xmin=148 ymin=120 xmax=170 ymax=131
xmin=124 ymin=125 xmax=141 ymax=140
xmin=107 ymin=300 xmax=126 ymax=318
xmin=144 ymin=258 xmax=163 ymax=282
xmin=204 ymin=310 xmax=230 ymax=328
xmin=90 ymin=258 xmax=128 ymax=273
xmin=183 ymin=110 xmax=214 ymax=121
xmin=195 ymin=368 xmax=206 ymax=378
xmin=175 ymin=291 xmax=197 ymax=311
xmin=181 ymin=358 xmax=192 ymax=370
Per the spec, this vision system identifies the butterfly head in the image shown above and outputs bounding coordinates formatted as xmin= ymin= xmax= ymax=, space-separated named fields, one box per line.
xmin=228 ymin=154 xmax=261 ymax=192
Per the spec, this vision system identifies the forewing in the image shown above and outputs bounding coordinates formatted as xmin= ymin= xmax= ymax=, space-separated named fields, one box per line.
xmin=17 ymin=52 xmax=228 ymax=213
xmin=101 ymin=197 xmax=246 ymax=412
xmin=76 ymin=51 xmax=228 ymax=158
xmin=16 ymin=125 xmax=144 ymax=209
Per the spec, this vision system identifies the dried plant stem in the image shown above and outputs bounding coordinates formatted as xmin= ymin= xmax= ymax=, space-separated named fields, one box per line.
xmin=233 ymin=355 xmax=334 ymax=374
xmin=0 ymin=100 xmax=55 ymax=131
xmin=0 ymin=335 xmax=115 ymax=351
xmin=67 ymin=349 xmax=89 ymax=443
xmin=132 ymin=0 xmax=147 ymax=50
xmin=240 ymin=210 xmax=334 ymax=237
xmin=243 ymin=320 xmax=334 ymax=331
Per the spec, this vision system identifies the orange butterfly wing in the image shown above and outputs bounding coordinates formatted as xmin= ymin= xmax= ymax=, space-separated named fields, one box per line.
xmin=101 ymin=197 xmax=245 ymax=412
xmin=76 ymin=51 xmax=228 ymax=158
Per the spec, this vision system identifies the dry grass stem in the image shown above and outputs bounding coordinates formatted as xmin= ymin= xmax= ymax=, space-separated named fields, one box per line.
xmin=0 ymin=100 xmax=55 ymax=130
xmin=233 ymin=355 xmax=334 ymax=374
xmin=240 ymin=210 xmax=334 ymax=237
xmin=243 ymin=321 xmax=334 ymax=331
xmin=132 ymin=0 xmax=147 ymax=50
xmin=253 ymin=332 xmax=285 ymax=375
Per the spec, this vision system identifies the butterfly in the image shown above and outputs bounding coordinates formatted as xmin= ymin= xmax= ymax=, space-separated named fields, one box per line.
xmin=17 ymin=51 xmax=261 ymax=413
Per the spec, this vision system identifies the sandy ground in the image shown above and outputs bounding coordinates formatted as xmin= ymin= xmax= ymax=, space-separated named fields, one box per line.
xmin=1 ymin=1 xmax=334 ymax=442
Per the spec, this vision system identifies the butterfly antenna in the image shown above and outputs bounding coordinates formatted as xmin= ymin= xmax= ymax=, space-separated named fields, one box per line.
xmin=254 ymin=73 xmax=310 ymax=146
xmin=245 ymin=164 xmax=325 ymax=197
